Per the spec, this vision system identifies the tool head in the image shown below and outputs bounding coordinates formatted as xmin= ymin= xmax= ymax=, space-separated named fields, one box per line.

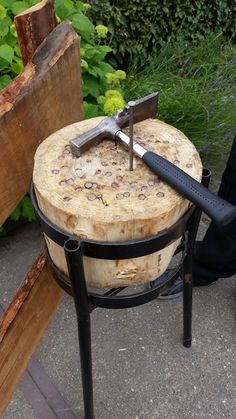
xmin=115 ymin=92 xmax=158 ymax=128
xmin=70 ymin=92 xmax=158 ymax=157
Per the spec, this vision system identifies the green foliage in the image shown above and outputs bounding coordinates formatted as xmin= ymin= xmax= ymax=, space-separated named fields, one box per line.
xmin=88 ymin=0 xmax=236 ymax=67
xmin=100 ymin=89 xmax=125 ymax=115
xmin=0 ymin=196 xmax=36 ymax=236
xmin=54 ymin=0 xmax=126 ymax=117
xmin=124 ymin=34 xmax=236 ymax=165
xmin=0 ymin=0 xmax=38 ymax=86
xmin=0 ymin=0 xmax=126 ymax=117
xmin=21 ymin=196 xmax=36 ymax=221
xmin=0 ymin=0 xmax=126 ymax=232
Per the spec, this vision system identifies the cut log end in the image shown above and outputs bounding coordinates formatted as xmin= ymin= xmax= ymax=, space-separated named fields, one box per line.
xmin=33 ymin=117 xmax=202 ymax=288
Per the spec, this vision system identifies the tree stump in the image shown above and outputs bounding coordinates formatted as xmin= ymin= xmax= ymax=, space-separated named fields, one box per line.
xmin=33 ymin=117 xmax=202 ymax=288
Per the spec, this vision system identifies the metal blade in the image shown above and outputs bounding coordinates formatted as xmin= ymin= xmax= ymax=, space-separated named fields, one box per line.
xmin=115 ymin=92 xmax=158 ymax=129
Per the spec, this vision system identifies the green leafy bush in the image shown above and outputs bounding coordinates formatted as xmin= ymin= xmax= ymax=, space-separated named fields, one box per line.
xmin=0 ymin=0 xmax=39 ymax=89
xmin=0 ymin=0 xmax=126 ymax=230
xmin=0 ymin=0 xmax=126 ymax=116
xmin=0 ymin=196 xmax=36 ymax=236
xmin=88 ymin=0 xmax=236 ymax=67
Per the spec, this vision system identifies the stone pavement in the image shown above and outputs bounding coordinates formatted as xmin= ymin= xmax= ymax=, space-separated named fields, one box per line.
xmin=1 ymin=221 xmax=236 ymax=419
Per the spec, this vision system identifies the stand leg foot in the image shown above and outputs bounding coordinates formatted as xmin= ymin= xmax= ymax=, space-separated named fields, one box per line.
xmin=183 ymin=339 xmax=192 ymax=348
xmin=183 ymin=272 xmax=192 ymax=348
xmin=64 ymin=239 xmax=95 ymax=419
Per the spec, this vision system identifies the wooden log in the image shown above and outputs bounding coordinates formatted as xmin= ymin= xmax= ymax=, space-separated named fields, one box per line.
xmin=0 ymin=21 xmax=83 ymax=226
xmin=0 ymin=253 xmax=63 ymax=416
xmin=0 ymin=250 xmax=45 ymax=343
xmin=33 ymin=117 xmax=203 ymax=288
xmin=14 ymin=0 xmax=57 ymax=66
xmin=0 ymin=2 xmax=83 ymax=412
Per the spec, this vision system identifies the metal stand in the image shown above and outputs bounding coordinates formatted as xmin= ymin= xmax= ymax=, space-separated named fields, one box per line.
xmin=31 ymin=168 xmax=211 ymax=419
xmin=64 ymin=239 xmax=94 ymax=419
xmin=182 ymin=168 xmax=211 ymax=347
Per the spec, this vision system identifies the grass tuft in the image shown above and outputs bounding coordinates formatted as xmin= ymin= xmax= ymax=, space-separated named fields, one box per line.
xmin=124 ymin=34 xmax=236 ymax=166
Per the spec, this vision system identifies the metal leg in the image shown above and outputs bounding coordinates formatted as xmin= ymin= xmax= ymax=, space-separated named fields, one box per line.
xmin=182 ymin=168 xmax=211 ymax=348
xmin=182 ymin=232 xmax=193 ymax=348
xmin=183 ymin=204 xmax=203 ymax=347
xmin=64 ymin=239 xmax=95 ymax=419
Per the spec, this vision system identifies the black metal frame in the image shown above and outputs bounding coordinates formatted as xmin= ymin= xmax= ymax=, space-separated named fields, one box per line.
xmin=30 ymin=168 xmax=210 ymax=419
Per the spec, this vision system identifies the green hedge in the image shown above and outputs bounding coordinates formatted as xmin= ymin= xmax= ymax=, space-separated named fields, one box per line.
xmin=88 ymin=0 xmax=236 ymax=67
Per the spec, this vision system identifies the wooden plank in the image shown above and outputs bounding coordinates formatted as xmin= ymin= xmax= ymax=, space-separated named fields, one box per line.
xmin=0 ymin=290 xmax=77 ymax=419
xmin=0 ymin=21 xmax=83 ymax=225
xmin=0 ymin=252 xmax=64 ymax=416
xmin=15 ymin=0 xmax=57 ymax=66
xmin=0 ymin=2 xmax=83 ymax=414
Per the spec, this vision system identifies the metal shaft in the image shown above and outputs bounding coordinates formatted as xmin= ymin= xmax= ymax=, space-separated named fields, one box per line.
xmin=115 ymin=131 xmax=146 ymax=159
xmin=128 ymin=101 xmax=135 ymax=171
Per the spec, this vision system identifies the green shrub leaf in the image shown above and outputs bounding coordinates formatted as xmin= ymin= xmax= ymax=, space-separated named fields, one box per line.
xmin=63 ymin=0 xmax=74 ymax=9
xmin=0 ymin=226 xmax=6 ymax=237
xmin=0 ymin=74 xmax=12 ymax=89
xmin=4 ymin=32 xmax=18 ymax=48
xmin=0 ymin=18 xmax=10 ymax=38
xmin=0 ymin=57 xmax=11 ymax=71
xmin=10 ymin=203 xmax=21 ymax=221
xmin=0 ymin=44 xmax=14 ymax=63
xmin=21 ymin=197 xmax=36 ymax=222
xmin=28 ymin=0 xmax=40 ymax=6
xmin=0 ymin=0 xmax=16 ymax=6
xmin=11 ymin=1 xmax=29 ymax=15
xmin=72 ymin=12 xmax=94 ymax=38
xmin=11 ymin=57 xmax=23 ymax=75
xmin=83 ymin=102 xmax=100 ymax=118
xmin=0 ymin=4 xmax=7 ymax=20
xmin=82 ymin=73 xmax=102 ymax=97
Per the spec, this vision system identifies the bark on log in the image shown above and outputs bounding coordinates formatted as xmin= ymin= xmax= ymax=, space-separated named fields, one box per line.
xmin=0 ymin=254 xmax=63 ymax=416
xmin=0 ymin=22 xmax=83 ymax=225
xmin=14 ymin=0 xmax=57 ymax=65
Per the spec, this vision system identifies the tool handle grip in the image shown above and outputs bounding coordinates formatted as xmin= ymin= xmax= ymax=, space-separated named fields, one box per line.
xmin=143 ymin=151 xmax=236 ymax=227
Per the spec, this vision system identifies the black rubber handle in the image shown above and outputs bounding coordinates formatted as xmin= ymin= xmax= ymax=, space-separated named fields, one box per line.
xmin=143 ymin=151 xmax=236 ymax=227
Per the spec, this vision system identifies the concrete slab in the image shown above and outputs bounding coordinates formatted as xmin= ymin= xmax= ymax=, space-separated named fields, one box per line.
xmin=4 ymin=389 xmax=36 ymax=419
xmin=1 ymin=221 xmax=236 ymax=419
